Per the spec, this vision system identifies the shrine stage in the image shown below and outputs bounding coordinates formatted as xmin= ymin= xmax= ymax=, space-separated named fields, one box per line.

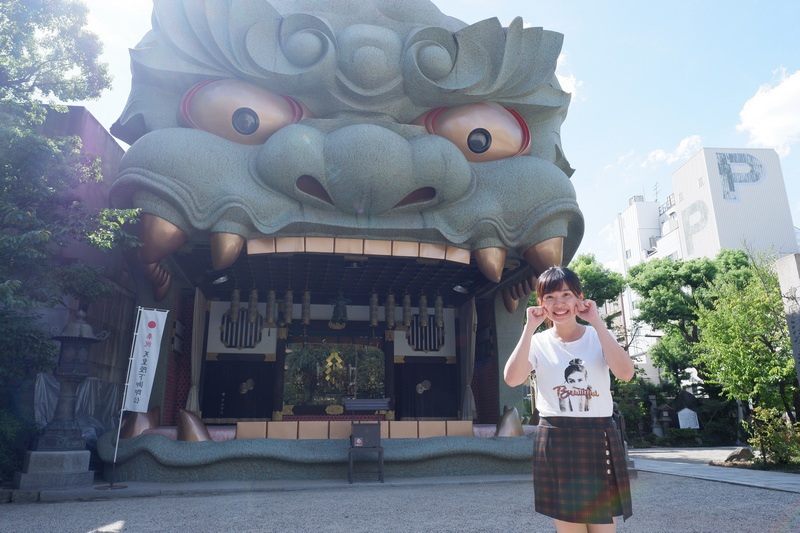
xmin=96 ymin=431 xmax=534 ymax=483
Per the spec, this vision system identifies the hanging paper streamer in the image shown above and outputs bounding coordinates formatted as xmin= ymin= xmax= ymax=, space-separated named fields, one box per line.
xmin=403 ymin=293 xmax=412 ymax=328
xmin=265 ymin=289 xmax=276 ymax=327
xmin=418 ymin=293 xmax=428 ymax=327
xmin=301 ymin=290 xmax=311 ymax=325
xmin=385 ymin=293 xmax=396 ymax=329
xmin=248 ymin=289 xmax=259 ymax=323
xmin=370 ymin=292 xmax=379 ymax=326
xmin=283 ymin=289 xmax=293 ymax=325
xmin=435 ymin=295 xmax=444 ymax=328
xmin=227 ymin=289 xmax=240 ymax=323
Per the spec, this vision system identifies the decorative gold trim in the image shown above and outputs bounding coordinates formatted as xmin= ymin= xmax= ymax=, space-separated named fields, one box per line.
xmin=325 ymin=405 xmax=344 ymax=415
xmin=446 ymin=356 xmax=457 ymax=364
xmin=386 ymin=410 xmax=396 ymax=421
xmin=277 ymin=327 xmax=288 ymax=339
xmin=206 ymin=353 xmax=219 ymax=361
xmin=272 ymin=411 xmax=283 ymax=421
xmin=264 ymin=353 xmax=276 ymax=362
xmin=281 ymin=405 xmax=294 ymax=416
xmin=385 ymin=330 xmax=395 ymax=341
xmin=394 ymin=356 xmax=406 ymax=364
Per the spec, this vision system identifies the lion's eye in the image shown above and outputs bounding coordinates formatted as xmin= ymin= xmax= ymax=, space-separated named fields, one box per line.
xmin=412 ymin=102 xmax=531 ymax=162
xmin=180 ymin=79 xmax=310 ymax=145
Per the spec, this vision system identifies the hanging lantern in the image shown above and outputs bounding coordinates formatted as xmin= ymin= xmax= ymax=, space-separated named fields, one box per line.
xmin=283 ymin=289 xmax=293 ymax=325
xmin=265 ymin=289 xmax=276 ymax=327
xmin=435 ymin=295 xmax=444 ymax=328
xmin=370 ymin=292 xmax=379 ymax=327
xmin=228 ymin=289 xmax=241 ymax=323
xmin=248 ymin=289 xmax=259 ymax=323
xmin=301 ymin=290 xmax=311 ymax=325
xmin=385 ymin=293 xmax=396 ymax=330
xmin=418 ymin=293 xmax=428 ymax=326
xmin=403 ymin=293 xmax=412 ymax=328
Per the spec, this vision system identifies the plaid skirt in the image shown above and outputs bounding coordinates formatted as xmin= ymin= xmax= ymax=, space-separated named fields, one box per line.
xmin=532 ymin=416 xmax=633 ymax=524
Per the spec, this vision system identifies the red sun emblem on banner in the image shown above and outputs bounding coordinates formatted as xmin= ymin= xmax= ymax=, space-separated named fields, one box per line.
xmin=148 ymin=321 xmax=157 ymax=328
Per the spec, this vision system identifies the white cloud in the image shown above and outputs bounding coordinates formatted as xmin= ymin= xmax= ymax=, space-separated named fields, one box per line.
xmin=642 ymin=135 xmax=703 ymax=168
xmin=604 ymin=149 xmax=635 ymax=171
xmin=556 ymin=53 xmax=584 ymax=102
xmin=737 ymin=68 xmax=800 ymax=157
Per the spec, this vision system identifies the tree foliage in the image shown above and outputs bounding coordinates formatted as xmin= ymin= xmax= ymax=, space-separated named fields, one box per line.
xmin=0 ymin=0 xmax=136 ymax=398
xmin=695 ymin=257 xmax=799 ymax=420
xmin=569 ymin=253 xmax=625 ymax=308
xmin=0 ymin=0 xmax=110 ymax=123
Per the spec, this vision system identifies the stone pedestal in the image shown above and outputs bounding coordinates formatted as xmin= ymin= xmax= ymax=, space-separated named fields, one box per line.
xmin=13 ymin=450 xmax=94 ymax=491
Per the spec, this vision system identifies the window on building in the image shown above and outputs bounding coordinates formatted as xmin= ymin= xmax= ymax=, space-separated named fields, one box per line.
xmin=626 ymin=249 xmax=631 ymax=258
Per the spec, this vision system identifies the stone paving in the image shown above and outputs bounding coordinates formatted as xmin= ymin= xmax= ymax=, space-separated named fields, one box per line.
xmin=2 ymin=447 xmax=799 ymax=532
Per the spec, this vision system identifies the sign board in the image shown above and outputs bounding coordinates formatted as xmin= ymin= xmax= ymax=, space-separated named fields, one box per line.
xmin=678 ymin=407 xmax=700 ymax=429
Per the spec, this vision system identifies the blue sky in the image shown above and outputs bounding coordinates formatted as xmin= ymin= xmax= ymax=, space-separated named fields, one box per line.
xmin=76 ymin=0 xmax=800 ymax=268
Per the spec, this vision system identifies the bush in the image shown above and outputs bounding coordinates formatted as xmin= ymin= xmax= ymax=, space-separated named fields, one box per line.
xmin=744 ymin=407 xmax=800 ymax=465
xmin=0 ymin=409 xmax=38 ymax=482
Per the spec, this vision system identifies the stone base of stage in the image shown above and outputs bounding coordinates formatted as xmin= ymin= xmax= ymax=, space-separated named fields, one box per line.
xmin=96 ymin=431 xmax=534 ymax=483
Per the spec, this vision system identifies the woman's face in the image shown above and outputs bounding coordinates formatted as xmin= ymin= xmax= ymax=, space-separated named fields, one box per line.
xmin=539 ymin=282 xmax=582 ymax=324
xmin=566 ymin=370 xmax=586 ymax=385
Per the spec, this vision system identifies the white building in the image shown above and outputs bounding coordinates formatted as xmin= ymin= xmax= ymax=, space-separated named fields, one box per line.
xmin=613 ymin=148 xmax=798 ymax=383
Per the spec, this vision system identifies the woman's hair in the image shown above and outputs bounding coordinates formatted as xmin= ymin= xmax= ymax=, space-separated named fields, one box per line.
xmin=564 ymin=358 xmax=586 ymax=381
xmin=535 ymin=266 xmax=583 ymax=301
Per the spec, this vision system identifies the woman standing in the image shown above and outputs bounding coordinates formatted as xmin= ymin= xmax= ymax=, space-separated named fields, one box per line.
xmin=504 ymin=266 xmax=634 ymax=532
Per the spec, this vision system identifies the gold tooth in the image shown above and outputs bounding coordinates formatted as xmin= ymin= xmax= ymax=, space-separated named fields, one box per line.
xmin=474 ymin=247 xmax=506 ymax=283
xmin=210 ymin=232 xmax=245 ymax=271
xmin=523 ymin=276 xmax=535 ymax=295
xmin=522 ymin=237 xmax=564 ymax=276
xmin=502 ymin=288 xmax=518 ymax=313
xmin=137 ymin=214 xmax=186 ymax=302
xmin=138 ymin=213 xmax=187 ymax=264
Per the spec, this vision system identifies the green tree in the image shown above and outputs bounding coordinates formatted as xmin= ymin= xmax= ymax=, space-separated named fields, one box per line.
xmin=0 ymin=0 xmax=110 ymax=123
xmin=626 ymin=249 xmax=752 ymax=387
xmin=569 ymin=253 xmax=625 ymax=308
xmin=0 ymin=0 xmax=134 ymax=481
xmin=695 ymin=257 xmax=799 ymax=421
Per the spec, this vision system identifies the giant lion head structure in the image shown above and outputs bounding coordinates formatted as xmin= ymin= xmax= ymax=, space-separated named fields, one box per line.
xmin=110 ymin=0 xmax=583 ymax=315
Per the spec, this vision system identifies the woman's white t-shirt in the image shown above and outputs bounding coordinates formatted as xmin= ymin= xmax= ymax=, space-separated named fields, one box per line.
xmin=527 ymin=326 xmax=613 ymax=418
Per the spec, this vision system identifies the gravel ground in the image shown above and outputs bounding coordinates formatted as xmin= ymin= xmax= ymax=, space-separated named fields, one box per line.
xmin=628 ymin=446 xmax=743 ymax=465
xmin=2 ymin=471 xmax=799 ymax=533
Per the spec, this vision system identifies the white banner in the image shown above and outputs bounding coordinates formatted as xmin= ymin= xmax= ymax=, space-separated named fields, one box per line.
xmin=122 ymin=308 xmax=169 ymax=412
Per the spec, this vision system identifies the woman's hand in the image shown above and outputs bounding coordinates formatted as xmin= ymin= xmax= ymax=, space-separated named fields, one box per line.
xmin=575 ymin=299 xmax=601 ymax=326
xmin=525 ymin=306 xmax=547 ymax=330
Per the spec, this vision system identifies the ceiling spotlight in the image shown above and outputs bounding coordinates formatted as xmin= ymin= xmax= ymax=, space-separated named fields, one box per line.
xmin=452 ymin=285 xmax=469 ymax=294
xmin=212 ymin=275 xmax=229 ymax=285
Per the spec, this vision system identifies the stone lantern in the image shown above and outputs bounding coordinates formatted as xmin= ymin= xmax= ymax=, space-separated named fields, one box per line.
xmin=14 ymin=311 xmax=108 ymax=491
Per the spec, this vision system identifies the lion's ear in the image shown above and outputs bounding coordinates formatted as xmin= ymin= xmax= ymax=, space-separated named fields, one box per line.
xmin=110 ymin=113 xmax=147 ymax=146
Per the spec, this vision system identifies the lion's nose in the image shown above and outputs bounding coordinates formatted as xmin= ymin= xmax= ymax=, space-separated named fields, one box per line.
xmin=257 ymin=123 xmax=472 ymax=216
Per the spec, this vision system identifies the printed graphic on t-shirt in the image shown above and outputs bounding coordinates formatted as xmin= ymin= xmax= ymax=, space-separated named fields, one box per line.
xmin=553 ymin=358 xmax=600 ymax=412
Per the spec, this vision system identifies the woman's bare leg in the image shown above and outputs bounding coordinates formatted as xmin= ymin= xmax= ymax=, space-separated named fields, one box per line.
xmin=553 ymin=517 xmax=617 ymax=533
xmin=553 ymin=519 xmax=588 ymax=532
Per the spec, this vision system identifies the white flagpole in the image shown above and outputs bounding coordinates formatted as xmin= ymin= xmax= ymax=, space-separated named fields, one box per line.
xmin=99 ymin=306 xmax=168 ymax=490
xmin=96 ymin=306 xmax=144 ymax=490
xmin=114 ymin=306 xmax=145 ymax=466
